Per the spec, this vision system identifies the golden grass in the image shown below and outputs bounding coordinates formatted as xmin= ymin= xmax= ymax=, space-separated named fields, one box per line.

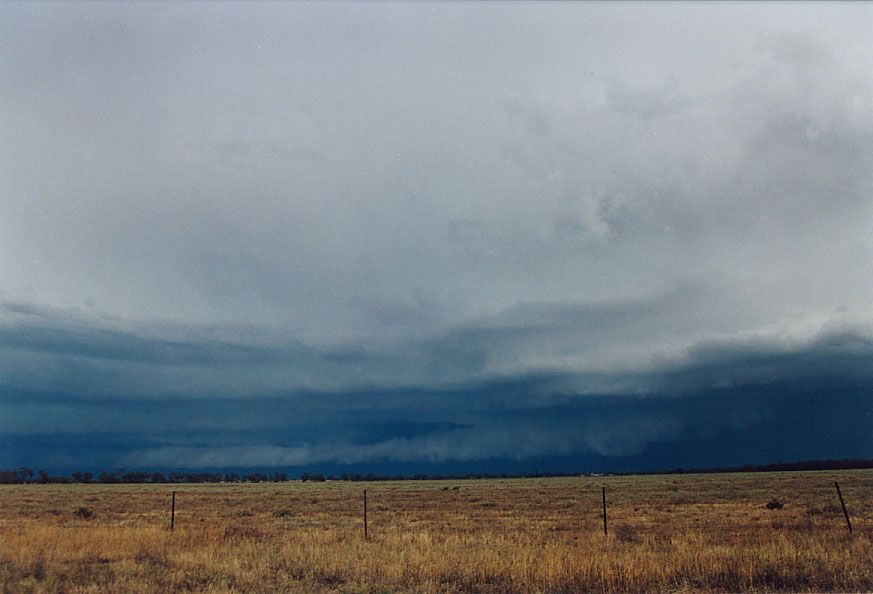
xmin=1 ymin=470 xmax=871 ymax=593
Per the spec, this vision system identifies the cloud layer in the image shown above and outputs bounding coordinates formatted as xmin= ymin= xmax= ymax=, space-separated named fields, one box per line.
xmin=1 ymin=3 xmax=872 ymax=470
xmin=2 ymin=299 xmax=871 ymax=470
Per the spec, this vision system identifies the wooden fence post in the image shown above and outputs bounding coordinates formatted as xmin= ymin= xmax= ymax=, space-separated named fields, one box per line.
xmin=363 ymin=489 xmax=369 ymax=540
xmin=834 ymin=481 xmax=852 ymax=533
xmin=170 ymin=490 xmax=176 ymax=531
xmin=602 ymin=486 xmax=608 ymax=536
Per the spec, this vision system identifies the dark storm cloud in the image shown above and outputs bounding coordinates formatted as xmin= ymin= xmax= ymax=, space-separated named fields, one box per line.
xmin=2 ymin=2 xmax=872 ymax=470
xmin=1 ymin=296 xmax=871 ymax=469
xmin=3 ymin=361 xmax=871 ymax=471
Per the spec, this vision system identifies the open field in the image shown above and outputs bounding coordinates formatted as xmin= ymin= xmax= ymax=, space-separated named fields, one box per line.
xmin=1 ymin=470 xmax=872 ymax=593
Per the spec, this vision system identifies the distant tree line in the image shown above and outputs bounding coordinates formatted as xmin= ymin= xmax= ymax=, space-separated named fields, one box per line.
xmin=0 ymin=468 xmax=582 ymax=484
xmin=670 ymin=458 xmax=873 ymax=475
xmin=2 ymin=458 xmax=871 ymax=484
xmin=0 ymin=468 xmax=290 ymax=484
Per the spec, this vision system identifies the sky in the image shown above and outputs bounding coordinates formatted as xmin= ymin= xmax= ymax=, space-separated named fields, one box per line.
xmin=1 ymin=1 xmax=872 ymax=473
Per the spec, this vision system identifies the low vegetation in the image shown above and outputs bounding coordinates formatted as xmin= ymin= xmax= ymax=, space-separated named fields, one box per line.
xmin=0 ymin=470 xmax=871 ymax=593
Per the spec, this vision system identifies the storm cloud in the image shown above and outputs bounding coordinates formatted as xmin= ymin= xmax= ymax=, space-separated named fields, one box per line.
xmin=1 ymin=2 xmax=871 ymax=471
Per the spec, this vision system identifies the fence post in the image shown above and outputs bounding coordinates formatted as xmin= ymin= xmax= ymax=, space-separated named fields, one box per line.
xmin=834 ymin=481 xmax=852 ymax=533
xmin=602 ymin=486 xmax=608 ymax=536
xmin=363 ymin=489 xmax=369 ymax=540
xmin=170 ymin=490 xmax=176 ymax=531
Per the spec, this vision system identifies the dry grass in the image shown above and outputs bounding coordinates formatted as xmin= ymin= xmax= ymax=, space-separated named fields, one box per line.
xmin=1 ymin=470 xmax=872 ymax=593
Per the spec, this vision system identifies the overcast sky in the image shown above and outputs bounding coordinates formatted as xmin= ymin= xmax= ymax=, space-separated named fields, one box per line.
xmin=2 ymin=2 xmax=872 ymax=472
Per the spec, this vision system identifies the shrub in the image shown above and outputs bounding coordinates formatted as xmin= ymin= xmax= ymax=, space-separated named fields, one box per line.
xmin=73 ymin=506 xmax=93 ymax=519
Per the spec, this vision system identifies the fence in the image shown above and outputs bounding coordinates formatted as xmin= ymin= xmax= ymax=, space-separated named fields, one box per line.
xmin=1 ymin=473 xmax=868 ymax=542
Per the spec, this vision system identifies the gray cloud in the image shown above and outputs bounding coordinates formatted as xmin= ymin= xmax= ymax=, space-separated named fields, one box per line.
xmin=3 ymin=3 xmax=872 ymax=338
xmin=2 ymin=3 xmax=872 ymax=470
xmin=5 ymin=288 xmax=870 ymax=401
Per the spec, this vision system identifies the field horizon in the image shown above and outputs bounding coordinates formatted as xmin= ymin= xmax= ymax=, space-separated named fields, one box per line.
xmin=6 ymin=455 xmax=873 ymax=485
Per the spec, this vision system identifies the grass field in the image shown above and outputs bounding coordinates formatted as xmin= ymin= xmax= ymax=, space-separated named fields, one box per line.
xmin=1 ymin=470 xmax=871 ymax=593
